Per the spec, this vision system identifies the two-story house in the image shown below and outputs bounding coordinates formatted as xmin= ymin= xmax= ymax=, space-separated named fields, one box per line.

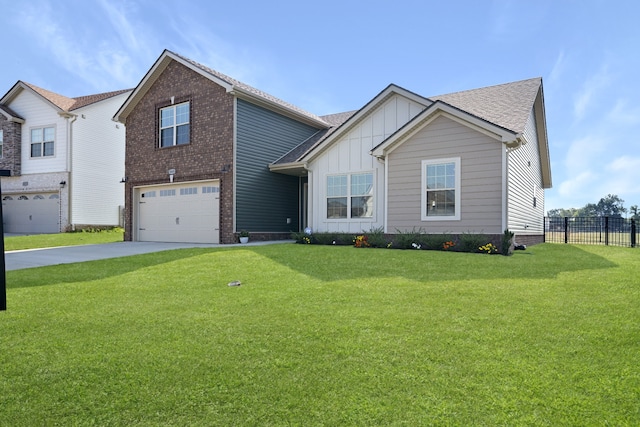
xmin=114 ymin=50 xmax=551 ymax=245
xmin=0 ymin=81 xmax=131 ymax=233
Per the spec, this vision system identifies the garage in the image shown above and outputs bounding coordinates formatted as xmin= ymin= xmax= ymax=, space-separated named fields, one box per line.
xmin=136 ymin=180 xmax=220 ymax=244
xmin=2 ymin=193 xmax=60 ymax=234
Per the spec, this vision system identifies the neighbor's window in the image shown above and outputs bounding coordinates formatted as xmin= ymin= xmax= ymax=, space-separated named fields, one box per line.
xmin=422 ymin=158 xmax=460 ymax=221
xmin=30 ymin=127 xmax=55 ymax=157
xmin=326 ymin=172 xmax=374 ymax=219
xmin=160 ymin=102 xmax=190 ymax=147
xmin=0 ymin=130 xmax=3 ymax=158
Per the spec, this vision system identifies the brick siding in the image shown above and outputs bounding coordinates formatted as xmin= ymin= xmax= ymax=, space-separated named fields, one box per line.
xmin=123 ymin=60 xmax=236 ymax=243
xmin=0 ymin=115 xmax=22 ymax=176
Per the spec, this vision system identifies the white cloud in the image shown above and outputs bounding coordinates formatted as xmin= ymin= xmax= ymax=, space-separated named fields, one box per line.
xmin=573 ymin=65 xmax=611 ymax=121
xmin=547 ymin=50 xmax=566 ymax=85
xmin=607 ymin=99 xmax=640 ymax=126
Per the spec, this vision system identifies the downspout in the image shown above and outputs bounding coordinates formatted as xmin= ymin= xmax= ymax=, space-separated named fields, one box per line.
xmin=63 ymin=113 xmax=78 ymax=231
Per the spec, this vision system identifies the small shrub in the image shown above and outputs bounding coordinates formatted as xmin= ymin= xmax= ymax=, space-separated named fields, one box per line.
xmin=501 ymin=229 xmax=515 ymax=256
xmin=365 ymin=227 xmax=389 ymax=248
xmin=313 ymin=232 xmax=354 ymax=245
xmin=459 ymin=232 xmax=488 ymax=253
xmin=393 ymin=228 xmax=424 ymax=249
xmin=422 ymin=233 xmax=454 ymax=251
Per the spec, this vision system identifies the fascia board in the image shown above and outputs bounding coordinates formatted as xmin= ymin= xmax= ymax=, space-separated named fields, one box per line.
xmin=534 ymin=86 xmax=552 ymax=188
xmin=371 ymin=102 xmax=517 ymax=157
xmin=230 ymin=86 xmax=329 ymax=128
xmin=2 ymin=81 xmax=65 ymax=114
xmin=113 ymin=50 xmax=236 ymax=124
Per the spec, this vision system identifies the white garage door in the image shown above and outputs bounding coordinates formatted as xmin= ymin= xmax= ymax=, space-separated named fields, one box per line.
xmin=2 ymin=193 xmax=60 ymax=234
xmin=136 ymin=181 xmax=220 ymax=244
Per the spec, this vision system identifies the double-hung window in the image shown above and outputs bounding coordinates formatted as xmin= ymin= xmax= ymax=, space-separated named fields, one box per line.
xmin=422 ymin=158 xmax=461 ymax=220
xmin=0 ymin=130 xmax=3 ymax=158
xmin=327 ymin=172 xmax=374 ymax=219
xmin=31 ymin=127 xmax=55 ymax=157
xmin=160 ymin=102 xmax=190 ymax=147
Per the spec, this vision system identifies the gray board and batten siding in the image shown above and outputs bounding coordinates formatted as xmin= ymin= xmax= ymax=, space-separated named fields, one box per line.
xmin=235 ymin=99 xmax=321 ymax=233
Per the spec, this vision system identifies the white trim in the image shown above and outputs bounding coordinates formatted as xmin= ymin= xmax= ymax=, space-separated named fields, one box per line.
xmin=132 ymin=178 xmax=220 ymax=242
xmin=383 ymin=156 xmax=389 ymax=233
xmin=301 ymin=84 xmax=431 ymax=163
xmin=421 ymin=157 xmax=461 ymax=221
xmin=371 ymin=102 xmax=518 ymax=158
xmin=502 ymin=147 xmax=508 ymax=231
xmin=324 ymin=170 xmax=376 ymax=222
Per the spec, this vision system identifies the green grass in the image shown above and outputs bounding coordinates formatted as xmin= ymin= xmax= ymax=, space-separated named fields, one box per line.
xmin=4 ymin=229 xmax=124 ymax=251
xmin=1 ymin=244 xmax=638 ymax=425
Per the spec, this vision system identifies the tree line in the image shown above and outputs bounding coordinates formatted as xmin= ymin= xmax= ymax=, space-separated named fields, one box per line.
xmin=547 ymin=194 xmax=639 ymax=220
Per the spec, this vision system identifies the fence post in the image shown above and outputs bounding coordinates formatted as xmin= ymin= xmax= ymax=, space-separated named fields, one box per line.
xmin=632 ymin=219 xmax=637 ymax=248
xmin=604 ymin=216 xmax=609 ymax=246
xmin=564 ymin=217 xmax=568 ymax=244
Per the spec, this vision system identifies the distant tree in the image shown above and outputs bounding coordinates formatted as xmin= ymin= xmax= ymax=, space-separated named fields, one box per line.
xmin=547 ymin=194 xmax=629 ymax=218
xmin=595 ymin=194 xmax=626 ymax=218
xmin=578 ymin=203 xmax=598 ymax=217
xmin=547 ymin=208 xmax=580 ymax=217
xmin=630 ymin=205 xmax=639 ymax=220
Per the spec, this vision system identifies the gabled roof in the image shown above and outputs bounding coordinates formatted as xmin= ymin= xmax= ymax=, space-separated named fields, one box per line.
xmin=113 ymin=50 xmax=330 ymax=128
xmin=429 ymin=77 xmax=542 ymax=135
xmin=0 ymin=81 xmax=131 ymax=115
xmin=272 ymin=84 xmax=432 ymax=168
xmin=271 ymin=77 xmax=548 ymax=173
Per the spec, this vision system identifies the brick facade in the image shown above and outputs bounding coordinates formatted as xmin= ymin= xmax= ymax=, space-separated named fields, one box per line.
xmin=123 ymin=61 xmax=235 ymax=243
xmin=0 ymin=115 xmax=22 ymax=176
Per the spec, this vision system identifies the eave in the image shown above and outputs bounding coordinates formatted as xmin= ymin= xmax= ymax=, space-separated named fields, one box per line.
xmin=268 ymin=161 xmax=308 ymax=177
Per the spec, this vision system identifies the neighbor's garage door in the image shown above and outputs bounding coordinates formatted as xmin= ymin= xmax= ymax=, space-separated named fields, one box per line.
xmin=136 ymin=181 xmax=220 ymax=243
xmin=2 ymin=193 xmax=60 ymax=234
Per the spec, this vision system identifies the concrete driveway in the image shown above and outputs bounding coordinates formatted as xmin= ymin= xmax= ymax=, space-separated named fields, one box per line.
xmin=4 ymin=240 xmax=288 ymax=271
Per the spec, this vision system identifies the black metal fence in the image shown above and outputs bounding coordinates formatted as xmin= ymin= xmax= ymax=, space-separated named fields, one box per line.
xmin=545 ymin=217 xmax=637 ymax=248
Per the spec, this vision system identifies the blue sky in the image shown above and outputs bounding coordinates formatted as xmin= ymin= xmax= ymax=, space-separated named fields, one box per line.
xmin=2 ymin=0 xmax=639 ymax=213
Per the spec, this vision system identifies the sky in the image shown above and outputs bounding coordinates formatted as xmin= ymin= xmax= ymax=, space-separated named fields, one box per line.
xmin=1 ymin=0 xmax=639 ymax=213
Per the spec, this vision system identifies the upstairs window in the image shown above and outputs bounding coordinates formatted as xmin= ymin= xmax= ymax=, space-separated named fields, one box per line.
xmin=422 ymin=158 xmax=461 ymax=221
xmin=326 ymin=172 xmax=374 ymax=219
xmin=0 ymin=130 xmax=3 ymax=158
xmin=31 ymin=127 xmax=55 ymax=157
xmin=160 ymin=102 xmax=190 ymax=147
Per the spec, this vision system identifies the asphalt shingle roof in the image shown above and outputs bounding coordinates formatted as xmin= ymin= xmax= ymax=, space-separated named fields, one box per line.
xmin=21 ymin=82 xmax=131 ymax=112
xmin=170 ymin=50 xmax=328 ymax=126
xmin=429 ymin=77 xmax=541 ymax=134
xmin=273 ymin=77 xmax=542 ymax=166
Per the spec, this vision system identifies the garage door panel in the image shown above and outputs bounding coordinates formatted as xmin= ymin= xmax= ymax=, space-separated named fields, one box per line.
xmin=137 ymin=181 xmax=219 ymax=244
xmin=2 ymin=193 xmax=60 ymax=234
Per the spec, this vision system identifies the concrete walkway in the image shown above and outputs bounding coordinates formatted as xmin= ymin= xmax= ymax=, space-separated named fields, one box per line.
xmin=4 ymin=240 xmax=290 ymax=271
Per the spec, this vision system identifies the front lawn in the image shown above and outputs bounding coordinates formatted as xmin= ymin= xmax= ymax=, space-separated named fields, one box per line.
xmin=4 ymin=228 xmax=124 ymax=251
xmin=1 ymin=244 xmax=638 ymax=425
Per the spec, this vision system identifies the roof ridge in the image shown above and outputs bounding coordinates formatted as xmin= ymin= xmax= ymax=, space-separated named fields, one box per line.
xmin=71 ymin=88 xmax=133 ymax=110
xmin=22 ymin=81 xmax=131 ymax=112
xmin=429 ymin=77 xmax=542 ymax=99
xmin=167 ymin=50 xmax=328 ymax=126
xmin=22 ymin=81 xmax=76 ymax=111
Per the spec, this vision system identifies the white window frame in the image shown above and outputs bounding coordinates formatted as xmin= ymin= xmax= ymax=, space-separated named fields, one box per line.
xmin=159 ymin=102 xmax=190 ymax=148
xmin=30 ymin=126 xmax=55 ymax=158
xmin=421 ymin=157 xmax=461 ymax=221
xmin=326 ymin=172 xmax=374 ymax=220
xmin=0 ymin=129 xmax=3 ymax=159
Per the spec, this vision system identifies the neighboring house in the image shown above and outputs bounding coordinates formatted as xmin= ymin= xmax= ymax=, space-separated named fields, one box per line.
xmin=115 ymin=50 xmax=551 ymax=245
xmin=0 ymin=81 xmax=131 ymax=233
